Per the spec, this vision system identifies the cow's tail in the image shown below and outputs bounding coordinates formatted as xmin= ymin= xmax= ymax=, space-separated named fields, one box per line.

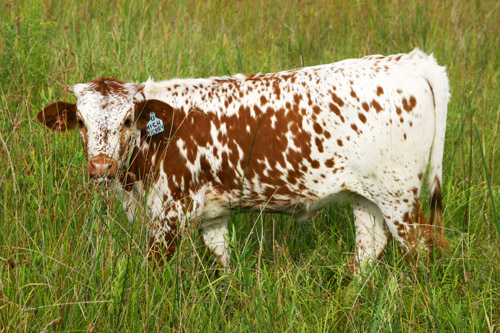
xmin=421 ymin=51 xmax=450 ymax=251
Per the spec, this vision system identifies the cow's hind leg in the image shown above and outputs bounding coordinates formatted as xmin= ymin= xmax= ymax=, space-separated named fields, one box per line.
xmin=375 ymin=191 xmax=438 ymax=262
xmin=201 ymin=218 xmax=230 ymax=267
xmin=350 ymin=196 xmax=390 ymax=275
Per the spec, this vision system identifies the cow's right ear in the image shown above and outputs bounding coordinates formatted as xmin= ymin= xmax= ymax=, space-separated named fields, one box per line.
xmin=36 ymin=102 xmax=77 ymax=131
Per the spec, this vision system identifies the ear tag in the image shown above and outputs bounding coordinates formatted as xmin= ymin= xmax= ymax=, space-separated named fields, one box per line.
xmin=146 ymin=112 xmax=164 ymax=137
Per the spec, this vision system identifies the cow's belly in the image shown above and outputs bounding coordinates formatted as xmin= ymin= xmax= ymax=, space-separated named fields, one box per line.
xmin=289 ymin=190 xmax=352 ymax=221
xmin=201 ymin=186 xmax=353 ymax=223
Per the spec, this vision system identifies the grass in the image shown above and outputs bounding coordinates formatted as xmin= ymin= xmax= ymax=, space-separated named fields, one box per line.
xmin=0 ymin=0 xmax=499 ymax=331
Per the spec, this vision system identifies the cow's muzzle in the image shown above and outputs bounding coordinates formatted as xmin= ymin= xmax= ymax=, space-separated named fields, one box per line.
xmin=88 ymin=154 xmax=117 ymax=184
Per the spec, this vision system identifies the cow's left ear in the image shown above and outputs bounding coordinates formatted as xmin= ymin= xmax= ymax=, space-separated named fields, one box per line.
xmin=134 ymin=99 xmax=180 ymax=134
xmin=36 ymin=102 xmax=77 ymax=131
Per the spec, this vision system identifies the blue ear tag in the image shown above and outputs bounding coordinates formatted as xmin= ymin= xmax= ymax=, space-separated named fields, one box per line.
xmin=146 ymin=112 xmax=164 ymax=137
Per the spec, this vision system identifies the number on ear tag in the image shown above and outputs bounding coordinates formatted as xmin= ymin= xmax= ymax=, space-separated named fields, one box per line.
xmin=146 ymin=112 xmax=164 ymax=137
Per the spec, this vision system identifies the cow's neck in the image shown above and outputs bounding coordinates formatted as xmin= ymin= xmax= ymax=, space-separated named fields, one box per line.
xmin=120 ymin=117 xmax=214 ymax=201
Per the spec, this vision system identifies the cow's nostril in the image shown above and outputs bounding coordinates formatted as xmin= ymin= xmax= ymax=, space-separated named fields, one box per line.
xmin=88 ymin=155 xmax=117 ymax=178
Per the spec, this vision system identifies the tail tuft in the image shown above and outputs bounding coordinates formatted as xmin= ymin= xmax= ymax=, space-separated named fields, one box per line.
xmin=429 ymin=177 xmax=450 ymax=251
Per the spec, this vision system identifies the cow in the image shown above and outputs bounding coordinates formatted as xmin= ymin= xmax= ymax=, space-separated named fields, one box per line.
xmin=37 ymin=49 xmax=450 ymax=274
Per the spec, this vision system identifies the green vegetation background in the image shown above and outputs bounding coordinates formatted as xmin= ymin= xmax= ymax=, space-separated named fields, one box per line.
xmin=0 ymin=0 xmax=498 ymax=331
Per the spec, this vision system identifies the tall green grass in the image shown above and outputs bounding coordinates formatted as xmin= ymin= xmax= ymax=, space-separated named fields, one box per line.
xmin=1 ymin=0 xmax=499 ymax=331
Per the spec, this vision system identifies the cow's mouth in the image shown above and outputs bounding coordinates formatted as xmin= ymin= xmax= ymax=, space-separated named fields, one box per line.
xmin=91 ymin=176 xmax=114 ymax=185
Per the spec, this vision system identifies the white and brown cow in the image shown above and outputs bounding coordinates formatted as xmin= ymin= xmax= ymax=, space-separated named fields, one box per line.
xmin=37 ymin=49 xmax=450 ymax=273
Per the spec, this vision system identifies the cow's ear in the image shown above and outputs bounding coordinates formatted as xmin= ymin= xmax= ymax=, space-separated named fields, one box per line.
xmin=36 ymin=102 xmax=77 ymax=132
xmin=134 ymin=99 xmax=179 ymax=134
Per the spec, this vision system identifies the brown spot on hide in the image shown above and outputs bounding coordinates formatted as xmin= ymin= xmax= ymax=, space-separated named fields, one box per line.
xmin=402 ymin=96 xmax=417 ymax=112
xmin=306 ymin=93 xmax=313 ymax=106
xmin=86 ymin=77 xmax=130 ymax=96
xmin=409 ymin=96 xmax=417 ymax=108
xmin=331 ymin=92 xmax=344 ymax=106
xmin=362 ymin=102 xmax=369 ymax=112
xmin=351 ymin=123 xmax=359 ymax=134
xmin=329 ymin=103 xmax=345 ymax=122
xmin=293 ymin=94 xmax=302 ymax=105
xmin=376 ymin=86 xmax=384 ymax=96
xmin=350 ymin=89 xmax=359 ymax=101
xmin=260 ymin=95 xmax=267 ymax=105
xmin=358 ymin=113 xmax=366 ymax=123
xmin=315 ymin=137 xmax=324 ymax=152
xmin=370 ymin=99 xmax=382 ymax=113
xmin=313 ymin=123 xmax=323 ymax=134
xmin=402 ymin=98 xmax=409 ymax=111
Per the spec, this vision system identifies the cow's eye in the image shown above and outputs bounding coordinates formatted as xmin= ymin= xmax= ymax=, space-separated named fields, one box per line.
xmin=124 ymin=118 xmax=132 ymax=127
xmin=78 ymin=119 xmax=84 ymax=128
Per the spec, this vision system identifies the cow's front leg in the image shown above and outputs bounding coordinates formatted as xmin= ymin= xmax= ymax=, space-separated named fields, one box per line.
xmin=200 ymin=218 xmax=230 ymax=267
xmin=146 ymin=204 xmax=187 ymax=266
xmin=148 ymin=228 xmax=179 ymax=267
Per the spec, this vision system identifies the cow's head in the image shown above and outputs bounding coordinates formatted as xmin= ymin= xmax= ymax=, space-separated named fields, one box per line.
xmin=37 ymin=78 xmax=173 ymax=184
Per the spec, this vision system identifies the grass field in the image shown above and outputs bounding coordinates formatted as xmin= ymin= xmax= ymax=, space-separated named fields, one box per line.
xmin=1 ymin=0 xmax=499 ymax=331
